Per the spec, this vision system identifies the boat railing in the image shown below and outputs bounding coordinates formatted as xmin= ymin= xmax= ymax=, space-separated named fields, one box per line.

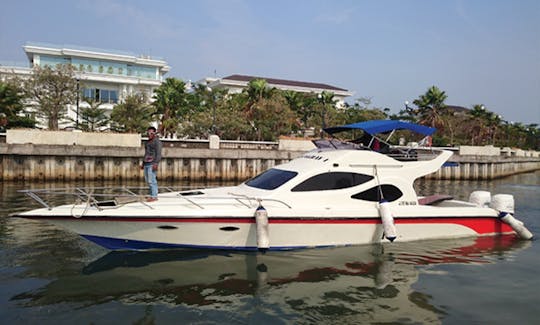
xmin=385 ymin=146 xmax=442 ymax=161
xmin=312 ymin=138 xmax=443 ymax=161
xmin=18 ymin=186 xmax=292 ymax=213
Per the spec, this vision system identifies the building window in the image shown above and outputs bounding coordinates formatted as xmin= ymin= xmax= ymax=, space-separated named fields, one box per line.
xmin=82 ymin=88 xmax=118 ymax=104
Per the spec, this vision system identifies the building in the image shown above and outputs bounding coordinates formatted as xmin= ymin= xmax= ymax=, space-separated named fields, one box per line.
xmin=0 ymin=42 xmax=170 ymax=128
xmin=1 ymin=42 xmax=354 ymax=131
xmin=203 ymin=74 xmax=353 ymax=107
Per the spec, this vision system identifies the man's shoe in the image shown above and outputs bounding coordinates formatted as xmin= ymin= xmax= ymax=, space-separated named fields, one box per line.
xmin=146 ymin=197 xmax=158 ymax=202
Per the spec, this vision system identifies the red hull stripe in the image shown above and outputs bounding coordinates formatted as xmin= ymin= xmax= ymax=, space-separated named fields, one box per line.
xmin=23 ymin=215 xmax=512 ymax=235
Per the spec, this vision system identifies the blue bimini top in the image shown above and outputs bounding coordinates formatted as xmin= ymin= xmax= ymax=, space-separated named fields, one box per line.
xmin=324 ymin=120 xmax=436 ymax=136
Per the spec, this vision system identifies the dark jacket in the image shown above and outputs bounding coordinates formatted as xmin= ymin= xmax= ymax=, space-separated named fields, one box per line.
xmin=144 ymin=138 xmax=162 ymax=165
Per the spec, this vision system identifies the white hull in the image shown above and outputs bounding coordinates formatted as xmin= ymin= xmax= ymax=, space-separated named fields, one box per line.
xmin=26 ymin=208 xmax=513 ymax=250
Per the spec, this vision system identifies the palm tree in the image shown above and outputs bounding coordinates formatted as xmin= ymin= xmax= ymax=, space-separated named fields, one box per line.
xmin=152 ymin=78 xmax=188 ymax=137
xmin=469 ymin=104 xmax=489 ymax=144
xmin=243 ymin=79 xmax=276 ymax=117
xmin=240 ymin=78 xmax=278 ymax=137
xmin=468 ymin=104 xmax=502 ymax=145
xmin=245 ymin=78 xmax=275 ymax=102
xmin=412 ymin=86 xmax=448 ymax=129
xmin=110 ymin=93 xmax=154 ymax=133
xmin=283 ymin=90 xmax=314 ymax=132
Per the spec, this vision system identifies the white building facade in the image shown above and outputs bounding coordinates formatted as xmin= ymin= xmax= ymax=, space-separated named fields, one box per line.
xmin=0 ymin=42 xmax=170 ymax=129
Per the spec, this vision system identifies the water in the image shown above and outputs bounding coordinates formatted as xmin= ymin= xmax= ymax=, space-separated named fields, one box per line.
xmin=1 ymin=173 xmax=539 ymax=324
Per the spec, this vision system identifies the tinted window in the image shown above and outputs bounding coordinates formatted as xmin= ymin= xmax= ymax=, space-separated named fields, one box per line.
xmin=245 ymin=168 xmax=298 ymax=190
xmin=351 ymin=185 xmax=403 ymax=202
xmin=291 ymin=172 xmax=374 ymax=192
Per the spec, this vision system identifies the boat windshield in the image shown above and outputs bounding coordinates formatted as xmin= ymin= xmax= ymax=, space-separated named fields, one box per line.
xmin=245 ymin=168 xmax=298 ymax=190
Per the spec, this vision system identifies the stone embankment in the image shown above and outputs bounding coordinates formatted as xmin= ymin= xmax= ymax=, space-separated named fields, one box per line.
xmin=0 ymin=130 xmax=538 ymax=181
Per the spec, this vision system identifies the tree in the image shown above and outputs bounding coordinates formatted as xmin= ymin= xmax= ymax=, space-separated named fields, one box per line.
xmin=248 ymin=96 xmax=296 ymax=141
xmin=110 ymin=93 xmax=154 ymax=133
xmin=179 ymin=85 xmax=230 ymax=138
xmin=283 ymin=90 xmax=316 ymax=132
xmin=468 ymin=104 xmax=502 ymax=145
xmin=152 ymin=78 xmax=189 ymax=137
xmin=314 ymin=91 xmax=337 ymax=136
xmin=412 ymin=86 xmax=448 ymax=129
xmin=243 ymin=79 xmax=276 ymax=118
xmin=76 ymin=98 xmax=109 ymax=132
xmin=22 ymin=64 xmax=78 ymax=130
xmin=340 ymin=97 xmax=388 ymax=124
xmin=0 ymin=79 xmax=35 ymax=129
xmin=245 ymin=78 xmax=275 ymax=103
xmin=523 ymin=124 xmax=539 ymax=150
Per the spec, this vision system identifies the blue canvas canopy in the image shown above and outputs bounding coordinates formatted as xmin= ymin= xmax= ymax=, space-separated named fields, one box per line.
xmin=324 ymin=120 xmax=436 ymax=136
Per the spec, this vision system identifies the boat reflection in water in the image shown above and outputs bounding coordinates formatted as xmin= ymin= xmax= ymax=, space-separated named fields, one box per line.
xmin=12 ymin=235 xmax=530 ymax=323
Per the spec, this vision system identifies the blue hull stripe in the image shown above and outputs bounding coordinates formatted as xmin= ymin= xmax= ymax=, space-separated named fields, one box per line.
xmin=80 ymin=234 xmax=332 ymax=251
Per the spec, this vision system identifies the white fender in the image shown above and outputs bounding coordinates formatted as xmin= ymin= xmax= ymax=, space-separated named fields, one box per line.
xmin=255 ymin=204 xmax=270 ymax=250
xmin=499 ymin=213 xmax=533 ymax=240
xmin=491 ymin=194 xmax=533 ymax=240
xmin=379 ymin=200 xmax=397 ymax=242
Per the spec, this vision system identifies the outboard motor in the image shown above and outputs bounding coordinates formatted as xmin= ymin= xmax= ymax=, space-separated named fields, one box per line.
xmin=255 ymin=204 xmax=270 ymax=251
xmin=491 ymin=194 xmax=533 ymax=240
xmin=469 ymin=191 xmax=491 ymax=207
xmin=379 ymin=199 xmax=397 ymax=242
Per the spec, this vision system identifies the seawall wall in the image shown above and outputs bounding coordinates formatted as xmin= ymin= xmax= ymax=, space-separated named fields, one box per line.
xmin=0 ymin=144 xmax=302 ymax=182
xmin=1 ymin=143 xmax=539 ymax=181
xmin=1 ymin=130 xmax=539 ymax=181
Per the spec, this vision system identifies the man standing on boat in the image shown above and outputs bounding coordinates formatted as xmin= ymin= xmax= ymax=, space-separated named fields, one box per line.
xmin=142 ymin=126 xmax=162 ymax=202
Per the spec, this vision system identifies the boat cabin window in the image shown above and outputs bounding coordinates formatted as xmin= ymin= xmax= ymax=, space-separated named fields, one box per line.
xmin=291 ymin=172 xmax=374 ymax=192
xmin=245 ymin=168 xmax=298 ymax=190
xmin=351 ymin=185 xmax=403 ymax=202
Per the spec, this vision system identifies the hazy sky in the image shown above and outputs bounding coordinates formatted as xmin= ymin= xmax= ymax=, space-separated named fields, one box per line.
xmin=1 ymin=0 xmax=539 ymax=124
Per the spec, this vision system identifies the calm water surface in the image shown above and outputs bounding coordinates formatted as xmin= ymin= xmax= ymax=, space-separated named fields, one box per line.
xmin=1 ymin=172 xmax=539 ymax=324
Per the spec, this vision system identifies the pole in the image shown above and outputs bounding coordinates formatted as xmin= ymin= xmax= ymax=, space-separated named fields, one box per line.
xmin=76 ymin=79 xmax=80 ymax=129
xmin=212 ymin=102 xmax=216 ymax=134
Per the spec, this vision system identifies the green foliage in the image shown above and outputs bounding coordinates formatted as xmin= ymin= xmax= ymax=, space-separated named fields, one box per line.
xmin=5 ymin=69 xmax=538 ymax=149
xmin=76 ymin=98 xmax=110 ymax=132
xmin=22 ymin=64 xmax=78 ymax=130
xmin=0 ymin=79 xmax=36 ymax=129
xmin=110 ymin=93 xmax=154 ymax=133
xmin=283 ymin=90 xmax=316 ymax=131
xmin=411 ymin=86 xmax=448 ymax=129
xmin=247 ymin=96 xmax=296 ymax=141
xmin=152 ymin=78 xmax=191 ymax=137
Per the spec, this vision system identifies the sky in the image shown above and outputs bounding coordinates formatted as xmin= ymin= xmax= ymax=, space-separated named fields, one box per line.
xmin=1 ymin=0 xmax=539 ymax=125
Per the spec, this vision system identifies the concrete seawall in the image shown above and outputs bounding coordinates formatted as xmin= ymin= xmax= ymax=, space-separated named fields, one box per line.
xmin=1 ymin=143 xmax=539 ymax=181
xmin=426 ymin=155 xmax=540 ymax=180
xmin=0 ymin=144 xmax=302 ymax=181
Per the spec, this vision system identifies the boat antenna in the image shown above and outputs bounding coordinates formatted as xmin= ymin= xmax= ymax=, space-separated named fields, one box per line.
xmin=374 ymin=165 xmax=385 ymax=201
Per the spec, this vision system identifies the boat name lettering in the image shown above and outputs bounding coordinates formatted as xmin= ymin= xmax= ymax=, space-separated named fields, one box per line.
xmin=398 ymin=201 xmax=417 ymax=206
xmin=303 ymin=154 xmax=325 ymax=161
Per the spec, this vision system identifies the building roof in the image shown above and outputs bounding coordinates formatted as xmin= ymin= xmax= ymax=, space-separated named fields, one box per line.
xmin=222 ymin=74 xmax=348 ymax=92
xmin=446 ymin=105 xmax=470 ymax=114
